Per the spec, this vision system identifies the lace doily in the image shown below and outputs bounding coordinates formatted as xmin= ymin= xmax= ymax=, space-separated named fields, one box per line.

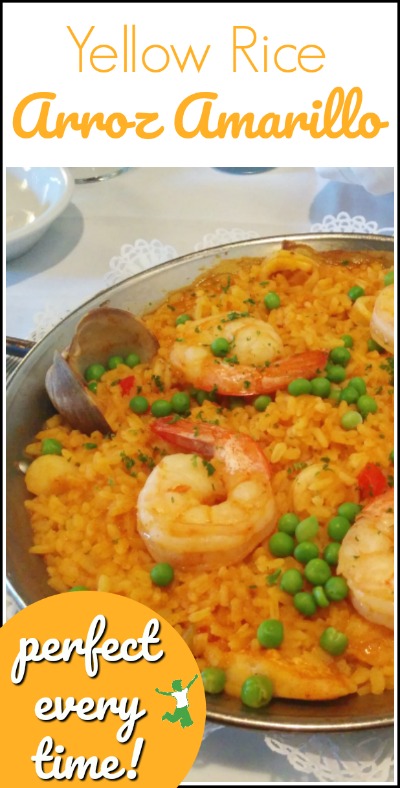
xmin=193 ymin=227 xmax=260 ymax=251
xmin=30 ymin=304 xmax=75 ymax=343
xmin=264 ymin=730 xmax=395 ymax=782
xmin=310 ymin=211 xmax=394 ymax=236
xmin=104 ymin=239 xmax=178 ymax=287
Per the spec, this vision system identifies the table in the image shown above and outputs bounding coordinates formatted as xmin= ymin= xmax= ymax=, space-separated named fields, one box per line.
xmin=6 ymin=167 xmax=395 ymax=783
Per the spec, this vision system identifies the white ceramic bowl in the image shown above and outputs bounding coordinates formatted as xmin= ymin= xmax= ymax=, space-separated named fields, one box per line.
xmin=6 ymin=167 xmax=74 ymax=261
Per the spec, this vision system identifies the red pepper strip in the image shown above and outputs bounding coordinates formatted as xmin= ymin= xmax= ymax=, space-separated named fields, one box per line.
xmin=357 ymin=463 xmax=388 ymax=499
xmin=118 ymin=376 xmax=135 ymax=396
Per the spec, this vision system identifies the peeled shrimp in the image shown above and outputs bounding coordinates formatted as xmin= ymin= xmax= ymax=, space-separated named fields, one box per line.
xmin=337 ymin=489 xmax=394 ymax=630
xmin=137 ymin=419 xmax=277 ymax=568
xmin=170 ymin=314 xmax=328 ymax=396
xmin=370 ymin=284 xmax=394 ymax=353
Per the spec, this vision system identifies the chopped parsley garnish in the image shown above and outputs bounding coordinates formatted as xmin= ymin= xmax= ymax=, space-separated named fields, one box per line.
xmin=137 ymin=451 xmax=155 ymax=469
xmin=202 ymin=459 xmax=216 ymax=476
xmin=152 ymin=374 xmax=164 ymax=392
xmin=379 ymin=357 xmax=394 ymax=383
xmin=266 ymin=569 xmax=282 ymax=586
xmin=287 ymin=461 xmax=308 ymax=476
xmin=222 ymin=311 xmax=250 ymax=322
xmin=120 ymin=451 xmax=135 ymax=470
xmin=222 ymin=275 xmax=231 ymax=293
xmin=84 ymin=443 xmax=98 ymax=450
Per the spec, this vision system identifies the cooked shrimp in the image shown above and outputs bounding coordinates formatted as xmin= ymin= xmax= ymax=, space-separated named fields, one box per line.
xmin=137 ymin=419 xmax=277 ymax=568
xmin=170 ymin=314 xmax=328 ymax=396
xmin=337 ymin=490 xmax=394 ymax=630
xmin=370 ymin=284 xmax=394 ymax=353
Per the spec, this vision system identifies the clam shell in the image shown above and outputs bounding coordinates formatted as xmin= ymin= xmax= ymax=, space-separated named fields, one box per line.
xmin=45 ymin=308 xmax=159 ymax=434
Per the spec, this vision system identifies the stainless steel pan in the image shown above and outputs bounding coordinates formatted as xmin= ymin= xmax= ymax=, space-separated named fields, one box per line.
xmin=6 ymin=233 xmax=394 ymax=730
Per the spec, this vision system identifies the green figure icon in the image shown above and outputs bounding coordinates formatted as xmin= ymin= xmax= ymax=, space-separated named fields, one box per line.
xmin=155 ymin=674 xmax=198 ymax=728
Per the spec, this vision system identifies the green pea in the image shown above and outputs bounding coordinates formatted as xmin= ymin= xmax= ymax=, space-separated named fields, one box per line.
xmin=69 ymin=585 xmax=89 ymax=591
xmin=323 ymin=542 xmax=341 ymax=566
xmin=295 ymin=516 xmax=319 ymax=543
xmin=129 ymin=395 xmax=149 ymax=414
xmin=288 ymin=378 xmax=312 ymax=396
xmin=254 ymin=395 xmax=272 ymax=412
xmin=41 ymin=438 xmax=63 ymax=456
xmin=264 ymin=292 xmax=281 ymax=310
xmin=195 ymin=390 xmax=208 ymax=405
xmin=125 ymin=352 xmax=141 ymax=368
xmin=337 ymin=502 xmax=362 ymax=523
xmin=312 ymin=586 xmax=330 ymax=608
xmin=175 ymin=314 xmax=192 ymax=326
xmin=347 ymin=377 xmax=366 ymax=396
xmin=277 ymin=512 xmax=300 ymax=536
xmin=348 ymin=285 xmax=365 ymax=301
xmin=389 ymin=450 xmax=394 ymax=463
xmin=329 ymin=347 xmax=351 ymax=367
xmin=151 ymin=399 xmax=173 ymax=418
xmin=326 ymin=364 xmax=346 ymax=383
xmin=357 ymin=395 xmax=378 ymax=418
xmin=210 ymin=337 xmax=230 ymax=357
xmin=293 ymin=592 xmax=317 ymax=617
xmin=84 ymin=363 xmax=106 ymax=382
xmin=304 ymin=558 xmax=332 ymax=586
xmin=327 ymin=516 xmax=351 ymax=542
xmin=107 ymin=355 xmax=124 ymax=370
xmin=241 ymin=674 xmax=274 ymax=708
xmin=294 ymin=541 xmax=319 ymax=564
xmin=341 ymin=334 xmax=354 ymax=348
xmin=280 ymin=568 xmax=303 ymax=595
xmin=367 ymin=338 xmax=385 ymax=353
xmin=329 ymin=388 xmax=342 ymax=403
xmin=340 ymin=386 xmax=359 ymax=405
xmin=319 ymin=627 xmax=348 ymax=655
xmin=87 ymin=381 xmax=98 ymax=394
xmin=341 ymin=411 xmax=363 ymax=430
xmin=171 ymin=391 xmax=191 ymax=414
xmin=324 ymin=576 xmax=349 ymax=601
xmin=257 ymin=619 xmax=284 ymax=649
xmin=268 ymin=532 xmax=295 ymax=557
xmin=384 ymin=270 xmax=394 ymax=286
xmin=201 ymin=667 xmax=226 ymax=695
xmin=150 ymin=563 xmax=174 ymax=586
xmin=310 ymin=378 xmax=331 ymax=398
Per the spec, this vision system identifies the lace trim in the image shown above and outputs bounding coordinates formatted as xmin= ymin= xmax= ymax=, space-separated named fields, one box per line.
xmin=310 ymin=211 xmax=394 ymax=235
xmin=264 ymin=730 xmax=394 ymax=782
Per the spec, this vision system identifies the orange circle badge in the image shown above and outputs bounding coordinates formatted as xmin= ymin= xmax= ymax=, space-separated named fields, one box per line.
xmin=1 ymin=593 xmax=206 ymax=786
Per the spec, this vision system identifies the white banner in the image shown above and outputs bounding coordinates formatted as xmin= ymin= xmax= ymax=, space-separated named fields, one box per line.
xmin=3 ymin=2 xmax=397 ymax=165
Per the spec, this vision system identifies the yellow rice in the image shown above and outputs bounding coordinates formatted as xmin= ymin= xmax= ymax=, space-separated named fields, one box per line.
xmin=24 ymin=245 xmax=394 ymax=701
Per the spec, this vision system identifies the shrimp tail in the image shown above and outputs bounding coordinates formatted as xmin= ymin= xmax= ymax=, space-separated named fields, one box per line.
xmin=151 ymin=419 xmax=272 ymax=476
xmin=260 ymin=350 xmax=329 ymax=393
xmin=151 ymin=418 xmax=219 ymax=458
xmin=197 ymin=349 xmax=329 ymax=396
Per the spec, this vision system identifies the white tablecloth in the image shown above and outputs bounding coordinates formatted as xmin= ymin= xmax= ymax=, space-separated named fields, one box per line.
xmin=6 ymin=167 xmax=395 ymax=784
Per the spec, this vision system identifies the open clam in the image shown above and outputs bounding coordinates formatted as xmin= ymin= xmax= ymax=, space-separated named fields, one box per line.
xmin=45 ymin=307 xmax=159 ymax=434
